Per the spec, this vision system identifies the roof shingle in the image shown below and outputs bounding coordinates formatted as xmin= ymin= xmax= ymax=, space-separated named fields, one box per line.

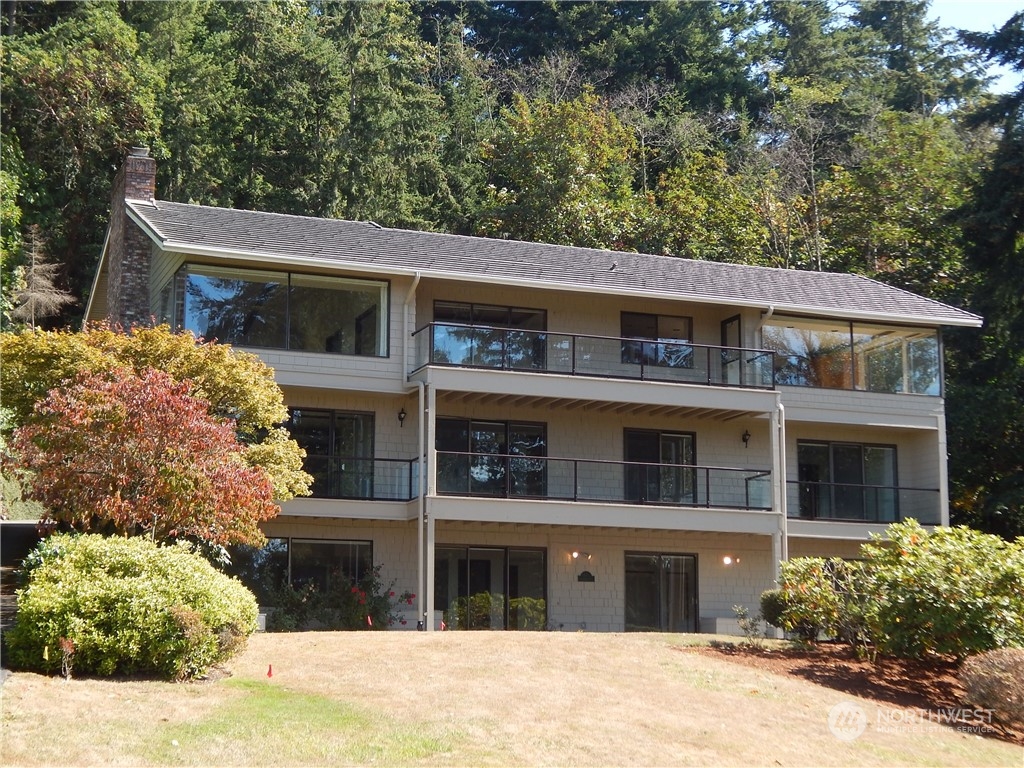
xmin=126 ymin=199 xmax=982 ymax=327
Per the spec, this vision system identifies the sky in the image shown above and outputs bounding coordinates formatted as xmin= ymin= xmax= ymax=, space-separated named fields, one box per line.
xmin=927 ymin=0 xmax=1021 ymax=92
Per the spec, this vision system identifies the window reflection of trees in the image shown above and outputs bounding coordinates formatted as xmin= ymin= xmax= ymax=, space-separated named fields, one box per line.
xmin=186 ymin=274 xmax=286 ymax=348
xmin=181 ymin=267 xmax=386 ymax=356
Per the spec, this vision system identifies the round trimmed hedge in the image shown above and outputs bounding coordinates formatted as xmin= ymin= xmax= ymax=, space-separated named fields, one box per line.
xmin=7 ymin=533 xmax=258 ymax=679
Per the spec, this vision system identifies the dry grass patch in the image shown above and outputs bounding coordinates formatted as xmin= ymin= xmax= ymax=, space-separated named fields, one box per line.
xmin=2 ymin=632 xmax=1021 ymax=767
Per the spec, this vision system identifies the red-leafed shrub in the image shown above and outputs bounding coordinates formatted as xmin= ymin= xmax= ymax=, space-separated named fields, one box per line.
xmin=13 ymin=366 xmax=278 ymax=546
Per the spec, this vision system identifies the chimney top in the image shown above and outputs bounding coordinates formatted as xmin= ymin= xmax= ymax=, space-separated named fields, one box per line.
xmin=129 ymin=146 xmax=150 ymax=158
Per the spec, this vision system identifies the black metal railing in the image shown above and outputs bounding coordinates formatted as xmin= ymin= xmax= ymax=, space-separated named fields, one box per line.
xmin=413 ymin=323 xmax=775 ymax=389
xmin=435 ymin=451 xmax=772 ymax=510
xmin=303 ymin=456 xmax=419 ymax=501
xmin=786 ymin=480 xmax=940 ymax=524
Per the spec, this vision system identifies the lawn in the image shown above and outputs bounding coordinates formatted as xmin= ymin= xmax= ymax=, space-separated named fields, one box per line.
xmin=1 ymin=632 xmax=1020 ymax=767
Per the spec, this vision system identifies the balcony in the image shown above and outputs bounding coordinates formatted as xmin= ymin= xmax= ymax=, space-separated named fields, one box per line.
xmin=786 ymin=481 xmax=941 ymax=525
xmin=413 ymin=323 xmax=775 ymax=389
xmin=304 ymin=456 xmax=419 ymax=501
xmin=436 ymin=452 xmax=772 ymax=511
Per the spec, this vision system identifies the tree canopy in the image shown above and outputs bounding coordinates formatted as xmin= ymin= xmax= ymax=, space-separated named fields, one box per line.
xmin=0 ymin=324 xmax=311 ymax=500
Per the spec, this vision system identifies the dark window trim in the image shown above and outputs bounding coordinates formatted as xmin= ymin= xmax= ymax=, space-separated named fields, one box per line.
xmin=624 ymin=550 xmax=699 ymax=633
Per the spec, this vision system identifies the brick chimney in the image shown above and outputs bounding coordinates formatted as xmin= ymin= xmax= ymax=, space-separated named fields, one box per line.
xmin=106 ymin=147 xmax=156 ymax=328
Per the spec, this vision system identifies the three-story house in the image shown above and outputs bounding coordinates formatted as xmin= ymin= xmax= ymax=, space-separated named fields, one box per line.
xmin=86 ymin=149 xmax=981 ymax=633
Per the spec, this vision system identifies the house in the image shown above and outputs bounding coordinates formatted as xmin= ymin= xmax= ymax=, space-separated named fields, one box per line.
xmin=86 ymin=148 xmax=982 ymax=633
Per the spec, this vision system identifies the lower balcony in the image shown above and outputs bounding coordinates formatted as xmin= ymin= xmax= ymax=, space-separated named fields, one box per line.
xmin=436 ymin=452 xmax=772 ymax=511
xmin=786 ymin=481 xmax=941 ymax=525
xmin=303 ymin=456 xmax=419 ymax=501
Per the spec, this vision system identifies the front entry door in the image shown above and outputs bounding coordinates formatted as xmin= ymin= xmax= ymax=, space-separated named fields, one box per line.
xmin=624 ymin=553 xmax=698 ymax=632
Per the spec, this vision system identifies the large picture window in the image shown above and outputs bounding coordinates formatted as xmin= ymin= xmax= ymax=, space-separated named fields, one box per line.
xmin=763 ymin=316 xmax=939 ymax=395
xmin=179 ymin=265 xmax=388 ymax=356
xmin=432 ymin=301 xmax=547 ymax=369
xmin=435 ymin=546 xmax=546 ymax=630
xmin=228 ymin=538 xmax=373 ymax=601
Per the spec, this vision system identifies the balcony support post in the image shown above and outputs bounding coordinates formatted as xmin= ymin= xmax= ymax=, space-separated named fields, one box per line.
xmin=771 ymin=395 xmax=788 ymax=562
xmin=425 ymin=512 xmax=436 ymax=631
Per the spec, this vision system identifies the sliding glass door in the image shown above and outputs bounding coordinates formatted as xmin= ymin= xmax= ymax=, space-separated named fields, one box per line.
xmin=624 ymin=553 xmax=698 ymax=632
xmin=624 ymin=430 xmax=696 ymax=504
xmin=435 ymin=547 xmax=546 ymax=630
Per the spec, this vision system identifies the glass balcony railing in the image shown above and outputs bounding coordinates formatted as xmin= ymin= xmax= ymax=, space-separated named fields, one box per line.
xmin=786 ymin=481 xmax=941 ymax=525
xmin=413 ymin=323 xmax=775 ymax=389
xmin=436 ymin=452 xmax=772 ymax=510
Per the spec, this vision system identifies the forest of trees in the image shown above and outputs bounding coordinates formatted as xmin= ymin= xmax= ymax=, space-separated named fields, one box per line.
xmin=1 ymin=0 xmax=1021 ymax=536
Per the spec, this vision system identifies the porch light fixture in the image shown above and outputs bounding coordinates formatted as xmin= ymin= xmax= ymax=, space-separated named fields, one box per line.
xmin=398 ymin=407 xmax=407 ymax=427
xmin=742 ymin=429 xmax=751 ymax=447
xmin=722 ymin=556 xmax=740 ymax=566
xmin=572 ymin=551 xmax=592 ymax=561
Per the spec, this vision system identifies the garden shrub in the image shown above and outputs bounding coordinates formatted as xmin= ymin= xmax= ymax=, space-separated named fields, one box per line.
xmin=7 ymin=533 xmax=258 ymax=680
xmin=861 ymin=521 xmax=1024 ymax=659
xmin=509 ymin=597 xmax=547 ymax=630
xmin=769 ymin=522 xmax=1024 ymax=660
xmin=773 ymin=557 xmax=844 ymax=642
xmin=759 ymin=589 xmax=786 ymax=630
xmin=960 ymin=648 xmax=1024 ymax=726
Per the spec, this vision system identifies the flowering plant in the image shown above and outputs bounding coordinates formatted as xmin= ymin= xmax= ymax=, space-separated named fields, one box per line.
xmin=265 ymin=563 xmax=414 ymax=631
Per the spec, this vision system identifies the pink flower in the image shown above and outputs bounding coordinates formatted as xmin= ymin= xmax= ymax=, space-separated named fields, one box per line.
xmin=407 ymin=598 xmax=413 ymax=605
xmin=350 ymin=587 xmax=358 ymax=594
xmin=400 ymin=619 xmax=407 ymax=625
xmin=389 ymin=591 xmax=395 ymax=597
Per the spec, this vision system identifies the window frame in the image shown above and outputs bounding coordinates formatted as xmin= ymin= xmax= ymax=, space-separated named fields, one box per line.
xmin=620 ymin=311 xmax=694 ymax=368
xmin=286 ymin=408 xmax=376 ymax=499
xmin=436 ymin=417 xmax=548 ymax=498
xmin=175 ymin=264 xmax=390 ymax=358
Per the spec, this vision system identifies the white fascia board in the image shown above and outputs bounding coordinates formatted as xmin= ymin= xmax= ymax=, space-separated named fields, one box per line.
xmin=82 ymin=223 xmax=112 ymax=326
xmin=126 ymin=204 xmax=983 ymax=330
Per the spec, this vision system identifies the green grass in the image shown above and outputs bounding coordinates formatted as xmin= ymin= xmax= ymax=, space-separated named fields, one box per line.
xmin=142 ymin=679 xmax=457 ymax=766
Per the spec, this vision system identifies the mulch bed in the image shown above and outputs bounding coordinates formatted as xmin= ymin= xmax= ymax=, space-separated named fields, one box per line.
xmin=685 ymin=642 xmax=1023 ymax=747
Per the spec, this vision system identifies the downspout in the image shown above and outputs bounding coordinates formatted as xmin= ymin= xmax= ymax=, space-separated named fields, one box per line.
xmin=760 ymin=304 xmax=776 ymax=329
xmin=402 ymin=273 xmax=426 ymax=626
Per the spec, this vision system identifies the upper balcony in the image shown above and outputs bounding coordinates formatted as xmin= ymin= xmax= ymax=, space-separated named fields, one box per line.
xmin=412 ymin=323 xmax=775 ymax=390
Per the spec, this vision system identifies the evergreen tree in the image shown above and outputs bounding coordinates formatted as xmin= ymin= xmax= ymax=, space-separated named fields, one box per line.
xmin=1 ymin=1 xmax=161 ymax=313
xmin=946 ymin=11 xmax=1024 ymax=537
xmin=10 ymin=226 xmax=76 ymax=329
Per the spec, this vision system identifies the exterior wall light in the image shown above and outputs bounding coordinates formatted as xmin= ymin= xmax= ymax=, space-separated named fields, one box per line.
xmin=742 ymin=430 xmax=751 ymax=447
xmin=398 ymin=407 xmax=407 ymax=427
xmin=722 ymin=555 xmax=740 ymax=566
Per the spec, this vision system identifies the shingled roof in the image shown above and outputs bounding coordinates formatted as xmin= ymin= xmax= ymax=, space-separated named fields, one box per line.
xmin=126 ymin=199 xmax=982 ymax=328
